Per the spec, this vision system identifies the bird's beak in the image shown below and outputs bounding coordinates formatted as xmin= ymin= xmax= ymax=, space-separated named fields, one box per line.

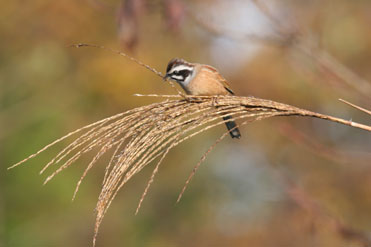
xmin=163 ymin=74 xmax=170 ymax=81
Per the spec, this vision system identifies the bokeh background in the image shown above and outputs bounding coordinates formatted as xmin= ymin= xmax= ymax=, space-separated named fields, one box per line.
xmin=1 ymin=0 xmax=371 ymax=246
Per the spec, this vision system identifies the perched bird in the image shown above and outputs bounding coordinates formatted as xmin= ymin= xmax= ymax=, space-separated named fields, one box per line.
xmin=164 ymin=58 xmax=241 ymax=139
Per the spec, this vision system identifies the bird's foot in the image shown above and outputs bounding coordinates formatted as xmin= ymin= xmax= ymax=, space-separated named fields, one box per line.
xmin=212 ymin=96 xmax=219 ymax=107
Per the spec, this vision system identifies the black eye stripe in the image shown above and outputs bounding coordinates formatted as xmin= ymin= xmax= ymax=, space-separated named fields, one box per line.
xmin=173 ymin=70 xmax=191 ymax=77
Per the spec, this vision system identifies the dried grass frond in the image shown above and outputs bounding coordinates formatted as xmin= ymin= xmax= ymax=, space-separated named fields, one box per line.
xmin=9 ymin=94 xmax=371 ymax=246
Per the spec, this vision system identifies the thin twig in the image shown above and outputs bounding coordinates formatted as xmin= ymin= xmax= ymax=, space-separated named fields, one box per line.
xmin=70 ymin=43 xmax=185 ymax=96
xmin=339 ymin=99 xmax=371 ymax=116
xmin=70 ymin=43 xmax=163 ymax=78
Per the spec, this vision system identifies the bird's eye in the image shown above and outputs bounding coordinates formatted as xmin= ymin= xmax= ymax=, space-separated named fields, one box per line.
xmin=173 ymin=71 xmax=180 ymax=75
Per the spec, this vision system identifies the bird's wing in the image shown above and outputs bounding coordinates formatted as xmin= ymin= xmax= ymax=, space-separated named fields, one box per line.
xmin=203 ymin=65 xmax=235 ymax=95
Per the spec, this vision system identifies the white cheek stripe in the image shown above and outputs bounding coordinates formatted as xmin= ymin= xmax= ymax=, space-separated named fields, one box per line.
xmin=171 ymin=75 xmax=183 ymax=80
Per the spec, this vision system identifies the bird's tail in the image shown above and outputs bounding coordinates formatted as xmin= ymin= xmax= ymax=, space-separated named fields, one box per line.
xmin=222 ymin=115 xmax=241 ymax=139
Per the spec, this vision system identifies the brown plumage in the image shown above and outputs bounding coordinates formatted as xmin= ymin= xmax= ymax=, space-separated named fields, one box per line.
xmin=188 ymin=64 xmax=234 ymax=96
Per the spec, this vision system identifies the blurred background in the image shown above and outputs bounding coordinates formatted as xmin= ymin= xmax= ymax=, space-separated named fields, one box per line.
xmin=1 ymin=0 xmax=371 ymax=246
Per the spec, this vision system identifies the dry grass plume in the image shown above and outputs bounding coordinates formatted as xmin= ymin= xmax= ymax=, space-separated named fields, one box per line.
xmin=8 ymin=44 xmax=371 ymax=246
xmin=8 ymin=93 xmax=371 ymax=245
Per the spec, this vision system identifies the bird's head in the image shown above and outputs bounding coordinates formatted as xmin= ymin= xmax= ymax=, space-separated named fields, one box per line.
xmin=164 ymin=58 xmax=195 ymax=87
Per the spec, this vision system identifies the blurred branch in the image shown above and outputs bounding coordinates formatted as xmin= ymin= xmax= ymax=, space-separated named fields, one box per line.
xmin=164 ymin=0 xmax=185 ymax=32
xmin=190 ymin=0 xmax=371 ymax=101
xmin=279 ymin=173 xmax=371 ymax=247
xmin=296 ymin=43 xmax=371 ymax=101
xmin=278 ymin=123 xmax=371 ymax=166
xmin=117 ymin=0 xmax=145 ymax=50
xmin=252 ymin=0 xmax=371 ymax=100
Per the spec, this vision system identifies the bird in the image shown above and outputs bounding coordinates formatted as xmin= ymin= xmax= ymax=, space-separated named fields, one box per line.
xmin=164 ymin=58 xmax=241 ymax=139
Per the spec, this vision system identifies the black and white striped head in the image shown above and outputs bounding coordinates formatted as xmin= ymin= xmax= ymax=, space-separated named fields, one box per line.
xmin=164 ymin=58 xmax=195 ymax=87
